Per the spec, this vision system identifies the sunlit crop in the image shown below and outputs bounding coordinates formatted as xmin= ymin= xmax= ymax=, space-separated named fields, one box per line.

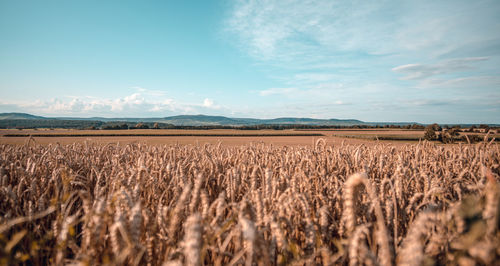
xmin=0 ymin=140 xmax=499 ymax=265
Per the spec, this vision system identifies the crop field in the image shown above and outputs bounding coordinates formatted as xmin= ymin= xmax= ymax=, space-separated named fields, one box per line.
xmin=2 ymin=128 xmax=497 ymax=147
xmin=324 ymin=129 xmax=499 ymax=143
xmin=0 ymin=139 xmax=499 ymax=265
xmin=0 ymin=129 xmax=416 ymax=146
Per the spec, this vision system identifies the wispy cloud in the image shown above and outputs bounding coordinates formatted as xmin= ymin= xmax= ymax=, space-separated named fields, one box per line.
xmin=416 ymin=76 xmax=500 ymax=89
xmin=392 ymin=57 xmax=488 ymax=80
xmin=130 ymin=87 xmax=168 ymax=97
xmin=258 ymin=87 xmax=298 ymax=96
xmin=223 ymin=0 xmax=500 ymax=123
xmin=226 ymin=0 xmax=398 ymax=62
xmin=226 ymin=0 xmax=500 ymax=66
xmin=257 ymin=84 xmax=350 ymax=101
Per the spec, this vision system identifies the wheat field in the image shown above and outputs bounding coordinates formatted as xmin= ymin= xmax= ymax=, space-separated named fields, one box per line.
xmin=0 ymin=139 xmax=499 ymax=265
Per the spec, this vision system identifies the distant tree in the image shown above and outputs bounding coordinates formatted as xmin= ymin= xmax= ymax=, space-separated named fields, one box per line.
xmin=410 ymin=124 xmax=425 ymax=130
xmin=153 ymin=123 xmax=160 ymax=129
xmin=424 ymin=124 xmax=439 ymax=141
xmin=449 ymin=127 xmax=460 ymax=136
xmin=102 ymin=123 xmax=129 ymax=130
xmin=468 ymin=125 xmax=476 ymax=132
xmin=440 ymin=131 xmax=451 ymax=144
xmin=462 ymin=134 xmax=482 ymax=144
xmin=134 ymin=123 xmax=149 ymax=129
xmin=439 ymin=128 xmax=460 ymax=144
xmin=478 ymin=124 xmax=490 ymax=133
xmin=432 ymin=123 xmax=442 ymax=131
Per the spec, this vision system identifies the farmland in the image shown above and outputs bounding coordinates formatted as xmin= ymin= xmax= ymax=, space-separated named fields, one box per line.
xmin=1 ymin=128 xmax=498 ymax=146
xmin=0 ymin=128 xmax=405 ymax=146
xmin=0 ymin=137 xmax=499 ymax=265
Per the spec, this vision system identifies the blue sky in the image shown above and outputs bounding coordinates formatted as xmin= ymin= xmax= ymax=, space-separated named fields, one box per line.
xmin=0 ymin=0 xmax=499 ymax=123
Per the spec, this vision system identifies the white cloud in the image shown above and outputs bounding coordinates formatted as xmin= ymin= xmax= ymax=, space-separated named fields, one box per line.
xmin=392 ymin=57 xmax=489 ymax=80
xmin=0 ymin=91 xmax=232 ymax=117
xmin=391 ymin=57 xmax=500 ymax=90
xmin=202 ymin=98 xmax=214 ymax=108
xmin=131 ymin=87 xmax=167 ymax=97
xmin=149 ymin=99 xmax=175 ymax=112
xmin=415 ymin=75 xmax=500 ymax=89
xmin=198 ymin=98 xmax=223 ymax=110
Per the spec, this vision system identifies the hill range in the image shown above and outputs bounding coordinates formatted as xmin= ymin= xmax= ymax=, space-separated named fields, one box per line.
xmin=0 ymin=112 xmax=422 ymax=127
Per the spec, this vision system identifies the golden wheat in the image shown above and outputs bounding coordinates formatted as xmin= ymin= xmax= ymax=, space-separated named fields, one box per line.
xmin=0 ymin=140 xmax=498 ymax=265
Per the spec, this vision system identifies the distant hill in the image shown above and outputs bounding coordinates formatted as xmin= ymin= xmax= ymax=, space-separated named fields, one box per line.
xmin=159 ymin=115 xmax=244 ymax=126
xmin=155 ymin=115 xmax=367 ymax=126
xmin=262 ymin=117 xmax=364 ymax=126
xmin=0 ymin=113 xmax=47 ymax=120
xmin=0 ymin=113 xmax=372 ymax=126
xmin=8 ymin=112 xmax=490 ymax=128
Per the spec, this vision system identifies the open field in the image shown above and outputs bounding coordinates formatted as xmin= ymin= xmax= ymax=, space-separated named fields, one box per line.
xmin=0 ymin=136 xmax=362 ymax=147
xmin=0 ymin=128 xmax=337 ymax=146
xmin=0 ymin=129 xmax=421 ymax=146
xmin=0 ymin=140 xmax=499 ymax=265
xmin=328 ymin=129 xmax=424 ymax=142
xmin=1 ymin=128 xmax=497 ymax=146
xmin=0 ymin=128 xmax=324 ymax=136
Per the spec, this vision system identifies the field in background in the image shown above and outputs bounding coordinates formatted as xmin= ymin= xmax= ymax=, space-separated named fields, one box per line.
xmin=2 ymin=128 xmax=497 ymax=146
xmin=0 ymin=128 xmax=424 ymax=146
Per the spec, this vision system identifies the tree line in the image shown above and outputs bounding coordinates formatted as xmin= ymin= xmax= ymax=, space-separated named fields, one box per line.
xmin=1 ymin=119 xmax=497 ymax=133
xmin=424 ymin=123 xmax=496 ymax=143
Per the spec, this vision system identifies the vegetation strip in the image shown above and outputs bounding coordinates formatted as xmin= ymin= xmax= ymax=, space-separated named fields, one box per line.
xmin=3 ymin=133 xmax=324 ymax=137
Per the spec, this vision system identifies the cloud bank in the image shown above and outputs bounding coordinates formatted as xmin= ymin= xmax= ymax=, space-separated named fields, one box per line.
xmin=0 ymin=90 xmax=226 ymax=118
